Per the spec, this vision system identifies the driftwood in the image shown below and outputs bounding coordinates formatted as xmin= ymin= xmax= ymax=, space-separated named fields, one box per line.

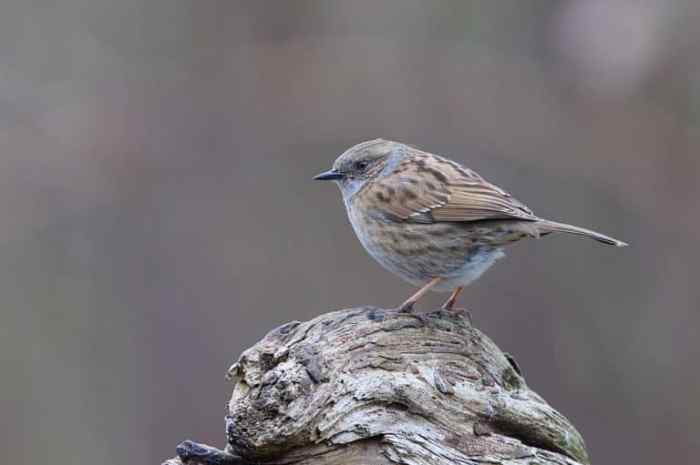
xmin=162 ymin=307 xmax=589 ymax=465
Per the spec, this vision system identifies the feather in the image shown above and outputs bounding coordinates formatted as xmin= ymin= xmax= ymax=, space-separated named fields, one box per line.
xmin=361 ymin=146 xmax=537 ymax=224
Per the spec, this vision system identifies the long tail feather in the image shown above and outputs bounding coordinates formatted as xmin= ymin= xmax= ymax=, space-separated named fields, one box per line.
xmin=536 ymin=219 xmax=628 ymax=247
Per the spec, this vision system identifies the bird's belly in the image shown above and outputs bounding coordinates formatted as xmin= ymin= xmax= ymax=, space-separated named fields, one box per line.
xmin=347 ymin=208 xmax=504 ymax=291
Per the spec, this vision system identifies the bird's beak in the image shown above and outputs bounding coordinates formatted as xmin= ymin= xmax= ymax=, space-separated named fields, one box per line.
xmin=313 ymin=169 xmax=344 ymax=181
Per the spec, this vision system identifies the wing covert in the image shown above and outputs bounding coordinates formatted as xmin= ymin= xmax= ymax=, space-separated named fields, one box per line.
xmin=362 ymin=148 xmax=537 ymax=224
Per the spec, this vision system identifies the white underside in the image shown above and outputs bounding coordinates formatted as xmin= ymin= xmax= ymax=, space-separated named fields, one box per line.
xmin=430 ymin=248 xmax=505 ymax=292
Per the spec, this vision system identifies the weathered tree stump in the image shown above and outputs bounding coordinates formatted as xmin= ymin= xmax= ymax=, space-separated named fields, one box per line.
xmin=163 ymin=307 xmax=589 ymax=465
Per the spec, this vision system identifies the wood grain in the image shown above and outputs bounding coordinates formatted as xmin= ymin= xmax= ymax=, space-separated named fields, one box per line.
xmin=163 ymin=308 xmax=589 ymax=465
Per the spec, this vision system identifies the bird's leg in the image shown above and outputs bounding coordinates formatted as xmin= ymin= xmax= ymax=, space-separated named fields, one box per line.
xmin=441 ymin=286 xmax=471 ymax=323
xmin=441 ymin=287 xmax=464 ymax=311
xmin=397 ymin=277 xmax=443 ymax=313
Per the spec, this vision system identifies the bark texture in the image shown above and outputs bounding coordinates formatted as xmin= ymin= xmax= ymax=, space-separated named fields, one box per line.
xmin=163 ymin=307 xmax=589 ymax=465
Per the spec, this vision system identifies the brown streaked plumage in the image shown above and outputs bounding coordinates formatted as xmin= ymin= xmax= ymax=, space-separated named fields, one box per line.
xmin=314 ymin=139 xmax=627 ymax=313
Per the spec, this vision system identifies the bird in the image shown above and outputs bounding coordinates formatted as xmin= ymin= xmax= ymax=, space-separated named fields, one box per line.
xmin=314 ymin=139 xmax=627 ymax=314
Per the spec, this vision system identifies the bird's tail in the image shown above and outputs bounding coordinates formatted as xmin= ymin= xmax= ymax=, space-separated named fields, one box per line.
xmin=536 ymin=219 xmax=628 ymax=247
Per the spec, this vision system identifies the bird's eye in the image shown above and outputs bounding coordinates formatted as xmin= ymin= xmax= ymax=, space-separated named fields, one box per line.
xmin=354 ymin=161 xmax=369 ymax=171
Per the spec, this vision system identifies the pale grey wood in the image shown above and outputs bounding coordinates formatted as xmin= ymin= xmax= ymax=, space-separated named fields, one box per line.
xmin=162 ymin=307 xmax=589 ymax=465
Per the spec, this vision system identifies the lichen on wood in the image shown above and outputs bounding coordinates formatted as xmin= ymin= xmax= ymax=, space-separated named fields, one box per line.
xmin=163 ymin=307 xmax=589 ymax=465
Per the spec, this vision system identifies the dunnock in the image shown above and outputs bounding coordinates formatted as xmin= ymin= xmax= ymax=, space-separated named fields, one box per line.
xmin=314 ymin=139 xmax=627 ymax=313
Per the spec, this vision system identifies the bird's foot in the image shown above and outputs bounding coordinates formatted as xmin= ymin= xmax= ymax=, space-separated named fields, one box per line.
xmin=396 ymin=302 xmax=415 ymax=314
xmin=396 ymin=303 xmax=435 ymax=325
xmin=412 ymin=313 xmax=433 ymax=325
xmin=441 ymin=306 xmax=472 ymax=324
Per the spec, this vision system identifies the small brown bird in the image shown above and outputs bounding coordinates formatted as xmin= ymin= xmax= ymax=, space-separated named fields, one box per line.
xmin=314 ymin=139 xmax=627 ymax=313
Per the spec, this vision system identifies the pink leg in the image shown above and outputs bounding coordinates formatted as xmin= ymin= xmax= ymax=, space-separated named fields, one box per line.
xmin=397 ymin=277 xmax=444 ymax=313
xmin=441 ymin=287 xmax=464 ymax=311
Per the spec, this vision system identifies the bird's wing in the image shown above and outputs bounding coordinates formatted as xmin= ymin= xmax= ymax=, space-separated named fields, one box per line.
xmin=366 ymin=150 xmax=537 ymax=223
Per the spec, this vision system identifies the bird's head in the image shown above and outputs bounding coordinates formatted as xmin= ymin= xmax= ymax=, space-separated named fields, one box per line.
xmin=314 ymin=139 xmax=404 ymax=200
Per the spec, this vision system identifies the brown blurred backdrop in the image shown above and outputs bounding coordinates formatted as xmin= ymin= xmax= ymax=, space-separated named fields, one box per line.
xmin=1 ymin=1 xmax=698 ymax=464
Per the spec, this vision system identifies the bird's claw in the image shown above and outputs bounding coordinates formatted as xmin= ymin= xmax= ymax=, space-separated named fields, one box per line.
xmin=397 ymin=302 xmax=415 ymax=314
xmin=441 ymin=307 xmax=472 ymax=324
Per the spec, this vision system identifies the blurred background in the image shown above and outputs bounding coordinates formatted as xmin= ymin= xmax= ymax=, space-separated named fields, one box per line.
xmin=1 ymin=1 xmax=698 ymax=464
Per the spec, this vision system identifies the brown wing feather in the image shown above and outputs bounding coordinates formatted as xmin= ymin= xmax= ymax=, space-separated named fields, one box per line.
xmin=364 ymin=148 xmax=537 ymax=223
xmin=431 ymin=179 xmax=536 ymax=221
